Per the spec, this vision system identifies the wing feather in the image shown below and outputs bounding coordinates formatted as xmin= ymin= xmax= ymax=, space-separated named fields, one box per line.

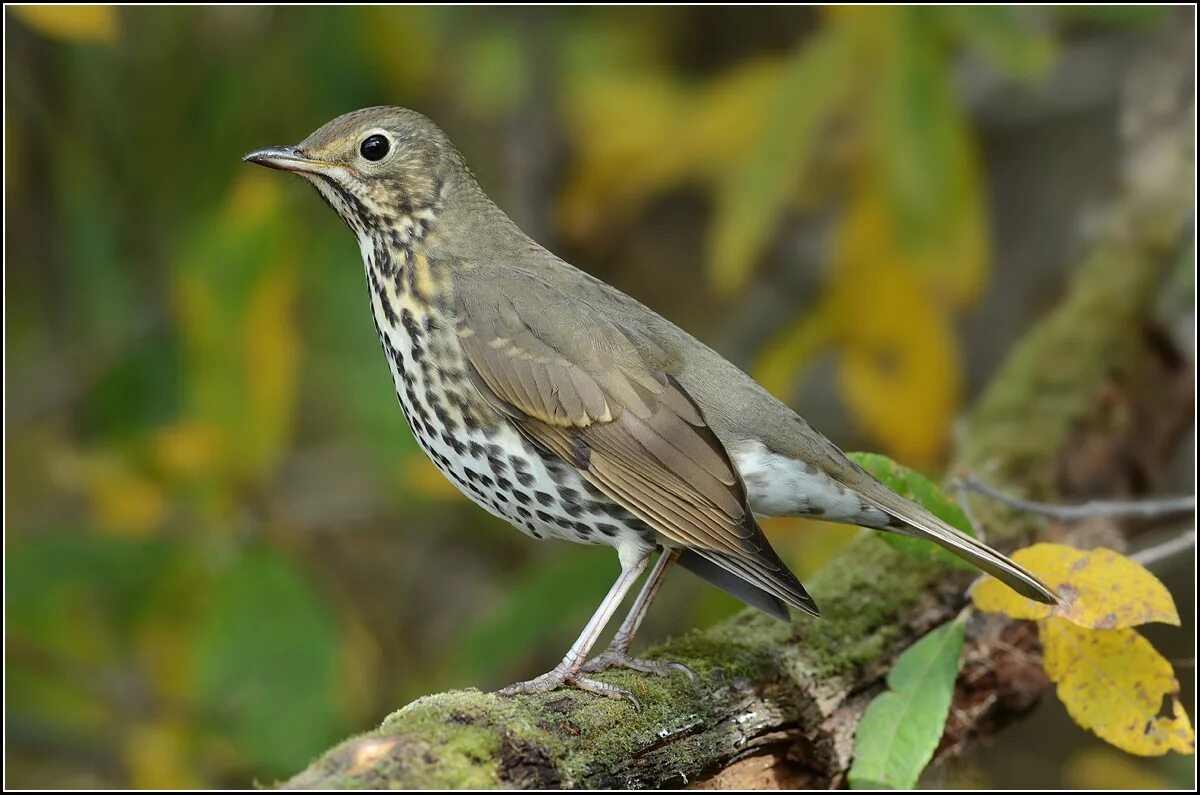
xmin=454 ymin=269 xmax=816 ymax=616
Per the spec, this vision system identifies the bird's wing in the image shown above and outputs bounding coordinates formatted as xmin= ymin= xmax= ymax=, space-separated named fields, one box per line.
xmin=454 ymin=268 xmax=816 ymax=616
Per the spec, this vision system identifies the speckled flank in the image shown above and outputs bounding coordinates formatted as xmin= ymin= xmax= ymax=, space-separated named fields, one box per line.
xmin=355 ymin=204 xmax=658 ymax=567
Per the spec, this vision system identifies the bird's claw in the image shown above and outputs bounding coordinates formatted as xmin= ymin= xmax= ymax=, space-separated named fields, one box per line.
xmin=581 ymin=649 xmax=696 ymax=680
xmin=497 ymin=667 xmax=642 ymax=710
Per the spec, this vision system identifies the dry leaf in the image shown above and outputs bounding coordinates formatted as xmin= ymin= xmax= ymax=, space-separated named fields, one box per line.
xmin=1041 ymin=619 xmax=1194 ymax=756
xmin=972 ymin=543 xmax=1180 ymax=628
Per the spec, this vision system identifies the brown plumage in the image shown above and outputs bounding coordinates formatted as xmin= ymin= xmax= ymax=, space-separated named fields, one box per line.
xmin=245 ymin=106 xmax=1057 ymax=707
xmin=454 ymin=268 xmax=817 ymax=615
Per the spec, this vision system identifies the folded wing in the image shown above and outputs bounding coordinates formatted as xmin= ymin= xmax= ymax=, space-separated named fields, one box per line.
xmin=455 ymin=268 xmax=817 ymax=616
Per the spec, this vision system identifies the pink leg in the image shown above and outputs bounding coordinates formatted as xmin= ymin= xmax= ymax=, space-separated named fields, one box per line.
xmin=582 ymin=549 xmax=694 ymax=679
xmin=497 ymin=552 xmax=650 ymax=707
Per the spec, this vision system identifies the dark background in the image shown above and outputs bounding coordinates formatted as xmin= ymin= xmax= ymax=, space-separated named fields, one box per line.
xmin=4 ymin=5 xmax=1194 ymax=788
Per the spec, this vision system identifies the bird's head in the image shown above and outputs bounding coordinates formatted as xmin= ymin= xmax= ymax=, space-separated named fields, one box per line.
xmin=244 ymin=106 xmax=459 ymax=240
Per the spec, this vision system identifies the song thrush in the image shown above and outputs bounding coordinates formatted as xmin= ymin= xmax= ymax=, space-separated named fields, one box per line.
xmin=245 ymin=107 xmax=1057 ymax=707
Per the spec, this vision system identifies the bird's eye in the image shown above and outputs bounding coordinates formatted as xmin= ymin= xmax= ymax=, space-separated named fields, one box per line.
xmin=359 ymin=134 xmax=390 ymax=161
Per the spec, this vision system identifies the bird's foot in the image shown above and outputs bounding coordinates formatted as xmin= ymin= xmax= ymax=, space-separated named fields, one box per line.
xmin=581 ymin=648 xmax=695 ymax=680
xmin=497 ymin=665 xmax=641 ymax=710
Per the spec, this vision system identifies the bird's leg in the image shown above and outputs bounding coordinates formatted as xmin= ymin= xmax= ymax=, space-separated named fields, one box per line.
xmin=581 ymin=549 xmax=694 ymax=679
xmin=497 ymin=553 xmax=650 ymax=708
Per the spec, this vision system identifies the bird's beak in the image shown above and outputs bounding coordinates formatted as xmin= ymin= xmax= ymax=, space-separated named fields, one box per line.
xmin=242 ymin=145 xmax=330 ymax=174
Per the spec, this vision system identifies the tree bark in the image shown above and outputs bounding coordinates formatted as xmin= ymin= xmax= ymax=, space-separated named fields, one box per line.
xmin=280 ymin=23 xmax=1193 ymax=791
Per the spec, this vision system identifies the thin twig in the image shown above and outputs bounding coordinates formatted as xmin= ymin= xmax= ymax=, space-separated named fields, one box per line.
xmin=953 ymin=480 xmax=987 ymax=542
xmin=957 ymin=477 xmax=1196 ymax=521
xmin=1130 ymin=530 xmax=1197 ymax=567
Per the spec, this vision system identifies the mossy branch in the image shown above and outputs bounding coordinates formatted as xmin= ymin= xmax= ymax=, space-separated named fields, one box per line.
xmin=281 ymin=28 xmax=1192 ymax=791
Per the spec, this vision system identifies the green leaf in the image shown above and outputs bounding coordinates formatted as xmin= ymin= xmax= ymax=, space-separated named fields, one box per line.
xmin=193 ymin=549 xmax=342 ymax=776
xmin=6 ymin=532 xmax=176 ymax=636
xmin=1054 ymin=5 xmax=1169 ymax=28
xmin=940 ymin=6 xmax=1056 ymax=81
xmin=861 ymin=6 xmax=990 ymax=307
xmin=847 ymin=451 xmax=976 ymax=569
xmin=849 ymin=618 xmax=966 ymax=789
xmin=175 ymin=173 xmax=302 ymax=480
xmin=708 ymin=27 xmax=852 ymax=293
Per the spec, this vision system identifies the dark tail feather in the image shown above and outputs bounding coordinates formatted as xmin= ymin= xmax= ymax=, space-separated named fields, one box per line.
xmin=677 ymin=549 xmax=791 ymax=621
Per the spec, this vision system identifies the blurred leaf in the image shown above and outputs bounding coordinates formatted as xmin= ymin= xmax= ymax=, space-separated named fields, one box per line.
xmin=972 ymin=543 xmax=1181 ymax=629
xmin=855 ymin=6 xmax=990 ymax=308
xmin=1055 ymin=6 xmax=1171 ymax=28
xmin=849 ymin=618 xmax=966 ymax=789
xmin=560 ymin=70 xmax=693 ymax=238
xmin=941 ymin=6 xmax=1056 ymax=81
xmin=709 ymin=28 xmax=852 ymax=293
xmin=194 ymin=548 xmax=342 ymax=775
xmin=11 ymin=5 xmax=117 ymax=45
xmin=242 ymin=255 xmax=301 ymax=476
xmin=124 ymin=720 xmax=204 ymax=789
xmin=752 ymin=301 xmax=838 ymax=400
xmin=301 ymin=231 xmax=423 ymax=470
xmin=765 ymin=516 xmax=859 ymax=579
xmin=847 ymin=451 xmax=976 ymax=568
xmin=358 ymin=7 xmax=440 ymax=96
xmin=1064 ymin=748 xmax=1176 ymax=790
xmin=459 ymin=26 xmax=529 ymax=118
xmin=81 ymin=333 xmax=182 ymax=441
xmin=136 ymin=619 xmax=196 ymax=706
xmin=454 ymin=550 xmax=617 ymax=682
xmin=54 ymin=142 xmax=139 ymax=343
xmin=832 ymin=185 xmax=962 ymax=465
xmin=560 ymin=57 xmax=782 ymax=240
xmin=402 ymin=456 xmax=468 ymax=501
xmin=6 ymin=533 xmax=177 ymax=673
xmin=1041 ymin=619 xmax=1194 ymax=756
xmin=6 ymin=533 xmax=172 ymax=613
xmin=87 ymin=458 xmax=169 ymax=535
xmin=152 ymin=419 xmax=225 ymax=480
xmin=175 ymin=172 xmax=301 ymax=481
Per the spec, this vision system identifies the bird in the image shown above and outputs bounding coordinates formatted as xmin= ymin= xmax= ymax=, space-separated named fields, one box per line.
xmin=244 ymin=107 xmax=1058 ymax=707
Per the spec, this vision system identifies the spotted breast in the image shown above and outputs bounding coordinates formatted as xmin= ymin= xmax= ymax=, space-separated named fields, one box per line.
xmin=359 ymin=229 xmax=662 ymax=568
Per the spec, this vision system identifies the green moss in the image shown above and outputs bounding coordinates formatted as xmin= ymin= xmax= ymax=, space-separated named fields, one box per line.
xmin=957 ymin=240 xmax=1171 ymax=545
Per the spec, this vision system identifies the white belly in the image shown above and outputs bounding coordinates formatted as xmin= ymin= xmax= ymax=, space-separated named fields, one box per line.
xmin=731 ymin=439 xmax=893 ymax=527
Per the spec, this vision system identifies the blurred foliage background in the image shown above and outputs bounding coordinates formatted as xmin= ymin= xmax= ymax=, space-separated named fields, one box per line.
xmin=4 ymin=5 xmax=1194 ymax=789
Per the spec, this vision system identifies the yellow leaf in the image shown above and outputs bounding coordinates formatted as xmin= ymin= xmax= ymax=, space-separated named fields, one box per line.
xmin=174 ymin=172 xmax=299 ymax=482
xmin=850 ymin=5 xmax=990 ymax=308
xmin=752 ymin=300 xmax=838 ymax=400
xmin=51 ymin=449 xmax=167 ymax=535
xmin=972 ymin=543 xmax=1180 ymax=629
xmin=559 ymin=58 xmax=782 ymax=243
xmin=763 ymin=516 xmax=859 ymax=579
xmin=832 ymin=183 xmax=961 ymax=466
xmin=708 ymin=29 xmax=852 ymax=293
xmin=402 ymin=455 xmax=465 ymax=501
xmin=152 ymin=419 xmax=224 ymax=478
xmin=242 ymin=259 xmax=300 ymax=475
xmin=358 ymin=7 xmax=439 ymax=95
xmin=137 ymin=622 xmax=192 ymax=704
xmin=1041 ymin=619 xmax=1194 ymax=756
xmin=124 ymin=720 xmax=204 ymax=789
xmin=89 ymin=465 xmax=167 ymax=535
xmin=1064 ymin=748 xmax=1174 ymax=790
xmin=11 ymin=5 xmax=117 ymax=45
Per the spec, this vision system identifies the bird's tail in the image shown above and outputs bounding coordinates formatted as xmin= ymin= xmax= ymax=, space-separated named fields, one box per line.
xmin=851 ymin=480 xmax=1060 ymax=605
